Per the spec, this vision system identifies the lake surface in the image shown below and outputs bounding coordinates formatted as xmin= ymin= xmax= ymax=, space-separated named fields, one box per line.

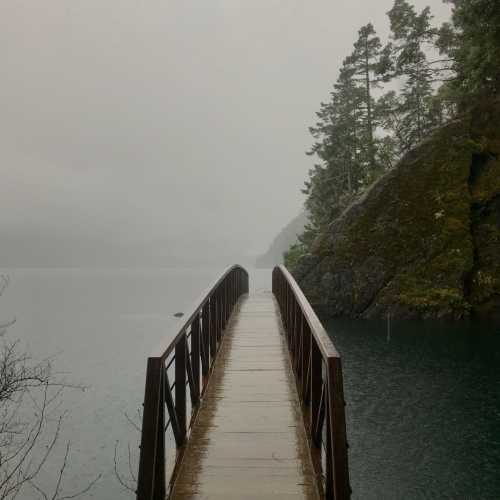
xmin=0 ymin=267 xmax=270 ymax=499
xmin=327 ymin=317 xmax=500 ymax=500
xmin=0 ymin=268 xmax=498 ymax=499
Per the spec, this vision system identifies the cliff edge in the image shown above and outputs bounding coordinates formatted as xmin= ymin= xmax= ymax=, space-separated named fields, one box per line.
xmin=293 ymin=101 xmax=500 ymax=319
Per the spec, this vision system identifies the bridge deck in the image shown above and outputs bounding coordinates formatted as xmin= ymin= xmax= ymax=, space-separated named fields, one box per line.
xmin=171 ymin=292 xmax=319 ymax=500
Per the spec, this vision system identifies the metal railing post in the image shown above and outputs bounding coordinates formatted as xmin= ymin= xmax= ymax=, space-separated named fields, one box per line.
xmin=191 ymin=315 xmax=201 ymax=405
xmin=310 ymin=340 xmax=322 ymax=446
xmin=328 ymin=357 xmax=350 ymax=499
xmin=271 ymin=265 xmax=350 ymax=500
xmin=136 ymin=266 xmax=250 ymax=500
xmin=175 ymin=334 xmax=187 ymax=443
xmin=137 ymin=357 xmax=165 ymax=500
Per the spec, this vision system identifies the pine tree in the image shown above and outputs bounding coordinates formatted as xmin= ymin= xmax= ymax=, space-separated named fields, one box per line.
xmin=304 ymin=62 xmax=367 ymax=234
xmin=345 ymin=23 xmax=383 ymax=169
xmin=385 ymin=0 xmax=440 ymax=150
xmin=439 ymin=0 xmax=500 ymax=105
xmin=288 ymin=0 xmax=499 ymax=271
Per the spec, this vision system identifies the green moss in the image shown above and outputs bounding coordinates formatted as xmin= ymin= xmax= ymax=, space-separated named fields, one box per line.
xmin=397 ymin=286 xmax=470 ymax=315
xmin=470 ymin=99 xmax=500 ymax=155
xmin=441 ymin=217 xmax=467 ymax=234
xmin=399 ymin=286 xmax=464 ymax=305
xmin=469 ymin=219 xmax=500 ymax=307
xmin=334 ymin=122 xmax=474 ymax=301
xmin=299 ymin=101 xmax=500 ymax=319
xmin=472 ymin=157 xmax=500 ymax=203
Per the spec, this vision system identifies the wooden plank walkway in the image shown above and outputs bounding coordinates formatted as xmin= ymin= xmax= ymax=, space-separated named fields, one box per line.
xmin=171 ymin=291 xmax=319 ymax=500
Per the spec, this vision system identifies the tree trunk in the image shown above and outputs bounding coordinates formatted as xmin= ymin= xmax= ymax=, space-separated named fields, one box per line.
xmin=365 ymin=40 xmax=376 ymax=169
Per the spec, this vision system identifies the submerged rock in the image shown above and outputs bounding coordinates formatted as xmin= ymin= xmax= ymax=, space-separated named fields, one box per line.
xmin=294 ymin=100 xmax=500 ymax=320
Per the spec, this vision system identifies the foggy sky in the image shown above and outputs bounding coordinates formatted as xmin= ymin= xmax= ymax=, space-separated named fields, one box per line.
xmin=0 ymin=0 xmax=451 ymax=267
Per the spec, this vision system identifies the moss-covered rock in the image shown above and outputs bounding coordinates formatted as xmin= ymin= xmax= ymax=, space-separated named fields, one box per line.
xmin=294 ymin=101 xmax=500 ymax=320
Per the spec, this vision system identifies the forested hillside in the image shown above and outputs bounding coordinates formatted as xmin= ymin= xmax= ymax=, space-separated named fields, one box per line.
xmin=286 ymin=0 xmax=500 ymax=319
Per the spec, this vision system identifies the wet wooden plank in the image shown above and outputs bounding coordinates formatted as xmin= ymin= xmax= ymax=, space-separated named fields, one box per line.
xmin=170 ymin=292 xmax=319 ymax=500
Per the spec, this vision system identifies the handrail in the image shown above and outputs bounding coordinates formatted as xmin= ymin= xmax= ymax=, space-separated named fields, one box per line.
xmin=272 ymin=265 xmax=350 ymax=500
xmin=151 ymin=265 xmax=249 ymax=359
xmin=137 ymin=265 xmax=249 ymax=500
xmin=276 ymin=265 xmax=340 ymax=360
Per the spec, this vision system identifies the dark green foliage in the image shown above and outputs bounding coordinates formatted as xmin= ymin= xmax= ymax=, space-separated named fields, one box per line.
xmin=346 ymin=23 xmax=384 ymax=168
xmin=440 ymin=0 xmax=500 ymax=105
xmin=304 ymin=63 xmax=366 ymax=231
xmin=284 ymin=242 xmax=308 ymax=270
xmin=383 ymin=0 xmax=446 ymax=150
xmin=304 ymin=25 xmax=391 ymax=240
xmin=289 ymin=0 xmax=499 ymax=281
xmin=294 ymin=104 xmax=500 ymax=319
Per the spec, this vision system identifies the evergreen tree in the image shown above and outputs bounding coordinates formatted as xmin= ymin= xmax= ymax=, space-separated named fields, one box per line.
xmin=385 ymin=0 xmax=440 ymax=149
xmin=292 ymin=0 xmax=498 ymax=266
xmin=305 ymin=63 xmax=366 ymax=234
xmin=345 ymin=23 xmax=384 ymax=169
xmin=439 ymin=0 xmax=500 ymax=105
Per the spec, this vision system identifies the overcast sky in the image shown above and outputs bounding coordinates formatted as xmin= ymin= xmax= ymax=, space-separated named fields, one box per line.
xmin=0 ymin=0 xmax=451 ymax=267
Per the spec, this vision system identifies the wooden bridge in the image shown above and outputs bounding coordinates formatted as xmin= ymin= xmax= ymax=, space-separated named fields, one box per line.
xmin=137 ymin=266 xmax=350 ymax=500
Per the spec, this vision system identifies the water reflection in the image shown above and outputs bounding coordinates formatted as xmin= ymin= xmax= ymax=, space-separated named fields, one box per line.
xmin=326 ymin=318 xmax=500 ymax=500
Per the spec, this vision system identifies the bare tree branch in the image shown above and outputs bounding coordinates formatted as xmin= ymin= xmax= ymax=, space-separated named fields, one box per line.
xmin=0 ymin=339 xmax=99 ymax=500
xmin=113 ymin=441 xmax=136 ymax=494
xmin=124 ymin=412 xmax=141 ymax=434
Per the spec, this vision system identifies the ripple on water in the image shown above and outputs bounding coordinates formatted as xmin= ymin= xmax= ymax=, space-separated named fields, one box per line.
xmin=326 ymin=318 xmax=500 ymax=500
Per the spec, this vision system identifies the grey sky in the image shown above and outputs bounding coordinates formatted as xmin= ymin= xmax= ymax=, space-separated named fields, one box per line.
xmin=1 ymin=0 xmax=451 ymax=266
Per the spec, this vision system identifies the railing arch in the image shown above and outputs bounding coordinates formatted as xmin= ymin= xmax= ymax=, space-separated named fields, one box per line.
xmin=272 ymin=265 xmax=351 ymax=500
xmin=136 ymin=265 xmax=249 ymax=500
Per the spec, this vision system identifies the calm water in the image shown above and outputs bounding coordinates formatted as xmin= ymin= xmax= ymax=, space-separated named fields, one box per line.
xmin=1 ymin=269 xmax=499 ymax=499
xmin=0 ymin=267 xmax=270 ymax=499
xmin=327 ymin=318 xmax=500 ymax=500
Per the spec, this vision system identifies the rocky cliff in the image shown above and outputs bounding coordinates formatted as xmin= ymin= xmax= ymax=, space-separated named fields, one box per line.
xmin=293 ymin=101 xmax=500 ymax=319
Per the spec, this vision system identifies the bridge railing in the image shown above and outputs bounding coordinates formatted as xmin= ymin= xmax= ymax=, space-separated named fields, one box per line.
xmin=272 ymin=265 xmax=350 ymax=500
xmin=136 ymin=265 xmax=249 ymax=500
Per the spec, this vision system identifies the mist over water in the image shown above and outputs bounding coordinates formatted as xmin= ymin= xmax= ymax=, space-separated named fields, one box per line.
xmin=2 ymin=1 xmax=496 ymax=498
xmin=0 ymin=267 xmax=270 ymax=498
xmin=4 ymin=267 xmax=499 ymax=499
xmin=0 ymin=0 xmax=451 ymax=268
xmin=1 ymin=268 xmax=499 ymax=499
xmin=328 ymin=318 xmax=500 ymax=500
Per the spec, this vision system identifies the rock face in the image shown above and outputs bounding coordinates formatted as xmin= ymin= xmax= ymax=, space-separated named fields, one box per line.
xmin=293 ymin=101 xmax=500 ymax=320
